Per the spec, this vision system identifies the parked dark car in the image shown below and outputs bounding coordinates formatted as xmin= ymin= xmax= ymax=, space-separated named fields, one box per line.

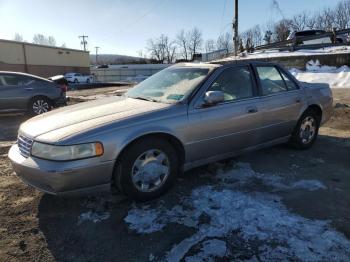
xmin=288 ymin=30 xmax=347 ymax=45
xmin=0 ymin=71 xmax=67 ymax=115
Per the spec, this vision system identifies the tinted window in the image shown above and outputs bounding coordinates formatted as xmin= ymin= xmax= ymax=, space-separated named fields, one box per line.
xmin=207 ymin=67 xmax=254 ymax=102
xmin=280 ymin=70 xmax=298 ymax=90
xmin=256 ymin=67 xmax=287 ymax=95
xmin=2 ymin=75 xmax=33 ymax=86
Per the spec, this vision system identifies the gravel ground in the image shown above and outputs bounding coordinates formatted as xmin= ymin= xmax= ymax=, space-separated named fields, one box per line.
xmin=0 ymin=87 xmax=349 ymax=261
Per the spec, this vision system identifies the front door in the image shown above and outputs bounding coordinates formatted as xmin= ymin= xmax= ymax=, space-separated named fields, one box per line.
xmin=187 ymin=65 xmax=264 ymax=162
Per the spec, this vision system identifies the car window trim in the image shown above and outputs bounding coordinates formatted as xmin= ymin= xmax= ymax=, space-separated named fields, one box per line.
xmin=276 ymin=65 xmax=301 ymax=90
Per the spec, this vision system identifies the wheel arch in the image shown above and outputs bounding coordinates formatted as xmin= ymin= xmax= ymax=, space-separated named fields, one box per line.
xmin=115 ymin=132 xmax=186 ymax=168
xmin=305 ymin=104 xmax=322 ymax=123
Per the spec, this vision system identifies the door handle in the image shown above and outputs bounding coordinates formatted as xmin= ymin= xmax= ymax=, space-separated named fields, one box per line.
xmin=295 ymin=98 xmax=301 ymax=103
xmin=247 ymin=108 xmax=258 ymax=114
xmin=25 ymin=88 xmax=33 ymax=91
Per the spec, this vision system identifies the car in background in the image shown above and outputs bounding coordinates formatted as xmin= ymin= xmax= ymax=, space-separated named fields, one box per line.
xmin=0 ymin=71 xmax=67 ymax=115
xmin=288 ymin=30 xmax=347 ymax=45
xmin=64 ymin=73 xmax=93 ymax=83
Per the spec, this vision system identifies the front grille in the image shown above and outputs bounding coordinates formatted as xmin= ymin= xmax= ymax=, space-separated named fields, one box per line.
xmin=18 ymin=135 xmax=34 ymax=158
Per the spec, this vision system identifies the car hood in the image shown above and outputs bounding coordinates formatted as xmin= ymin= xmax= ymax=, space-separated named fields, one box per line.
xmin=20 ymin=96 xmax=172 ymax=142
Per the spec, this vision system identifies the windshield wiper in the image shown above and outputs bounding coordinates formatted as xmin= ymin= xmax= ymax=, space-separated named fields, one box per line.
xmin=133 ymin=96 xmax=158 ymax=102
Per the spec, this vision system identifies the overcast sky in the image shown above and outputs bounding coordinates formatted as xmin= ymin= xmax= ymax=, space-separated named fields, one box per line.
xmin=0 ymin=0 xmax=341 ymax=56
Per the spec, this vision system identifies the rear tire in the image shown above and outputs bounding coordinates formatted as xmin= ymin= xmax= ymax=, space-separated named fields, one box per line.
xmin=114 ymin=138 xmax=178 ymax=201
xmin=28 ymin=96 xmax=52 ymax=115
xmin=290 ymin=109 xmax=320 ymax=149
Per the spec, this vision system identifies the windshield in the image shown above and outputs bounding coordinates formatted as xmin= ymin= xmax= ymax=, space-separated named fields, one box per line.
xmin=125 ymin=67 xmax=210 ymax=104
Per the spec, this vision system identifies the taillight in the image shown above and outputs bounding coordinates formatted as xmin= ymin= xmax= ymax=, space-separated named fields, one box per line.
xmin=57 ymin=84 xmax=67 ymax=93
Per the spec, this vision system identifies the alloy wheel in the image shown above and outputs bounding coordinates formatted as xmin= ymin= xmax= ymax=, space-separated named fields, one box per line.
xmin=131 ymin=149 xmax=170 ymax=192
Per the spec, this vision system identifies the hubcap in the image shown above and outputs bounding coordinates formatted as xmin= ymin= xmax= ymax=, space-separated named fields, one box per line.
xmin=33 ymin=99 xmax=49 ymax=114
xmin=300 ymin=116 xmax=316 ymax=144
xmin=131 ymin=149 xmax=170 ymax=192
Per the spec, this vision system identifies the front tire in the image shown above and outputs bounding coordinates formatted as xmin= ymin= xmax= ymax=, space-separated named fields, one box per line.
xmin=29 ymin=96 xmax=52 ymax=115
xmin=114 ymin=138 xmax=178 ymax=201
xmin=290 ymin=109 xmax=320 ymax=149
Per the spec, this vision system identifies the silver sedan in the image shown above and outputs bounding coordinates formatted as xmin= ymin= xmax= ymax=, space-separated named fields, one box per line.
xmin=9 ymin=62 xmax=333 ymax=200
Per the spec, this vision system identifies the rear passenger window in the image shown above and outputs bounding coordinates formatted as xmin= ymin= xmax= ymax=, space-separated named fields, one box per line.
xmin=207 ymin=67 xmax=254 ymax=102
xmin=2 ymin=75 xmax=33 ymax=86
xmin=256 ymin=67 xmax=287 ymax=95
xmin=280 ymin=70 xmax=299 ymax=90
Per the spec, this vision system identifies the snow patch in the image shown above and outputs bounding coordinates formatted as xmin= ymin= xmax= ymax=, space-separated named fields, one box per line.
xmin=291 ymin=180 xmax=327 ymax=191
xmin=125 ymin=162 xmax=347 ymax=261
xmin=78 ymin=211 xmax=110 ymax=224
xmin=185 ymin=239 xmax=227 ymax=262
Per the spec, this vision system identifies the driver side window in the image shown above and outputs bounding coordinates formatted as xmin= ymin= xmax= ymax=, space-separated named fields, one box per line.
xmin=207 ymin=67 xmax=254 ymax=102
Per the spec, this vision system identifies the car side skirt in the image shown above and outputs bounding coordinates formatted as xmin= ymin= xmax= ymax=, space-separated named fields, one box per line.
xmin=183 ymin=135 xmax=291 ymax=171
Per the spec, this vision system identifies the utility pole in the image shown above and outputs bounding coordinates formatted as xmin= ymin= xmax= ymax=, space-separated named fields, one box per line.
xmin=233 ymin=0 xmax=238 ymax=56
xmin=94 ymin=46 xmax=100 ymax=65
xmin=79 ymin=35 xmax=88 ymax=51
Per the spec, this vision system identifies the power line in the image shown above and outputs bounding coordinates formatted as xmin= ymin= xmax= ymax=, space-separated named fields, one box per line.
xmin=79 ymin=35 xmax=88 ymax=51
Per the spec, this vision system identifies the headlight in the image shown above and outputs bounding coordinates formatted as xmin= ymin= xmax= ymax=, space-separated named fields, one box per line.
xmin=31 ymin=142 xmax=104 ymax=161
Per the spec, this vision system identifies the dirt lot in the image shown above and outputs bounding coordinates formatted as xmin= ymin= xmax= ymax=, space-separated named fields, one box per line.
xmin=0 ymin=88 xmax=349 ymax=261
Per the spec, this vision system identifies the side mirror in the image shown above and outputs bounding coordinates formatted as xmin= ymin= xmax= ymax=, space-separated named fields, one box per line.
xmin=203 ymin=91 xmax=224 ymax=106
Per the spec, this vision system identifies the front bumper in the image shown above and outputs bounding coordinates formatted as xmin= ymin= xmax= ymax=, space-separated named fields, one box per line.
xmin=8 ymin=144 xmax=114 ymax=195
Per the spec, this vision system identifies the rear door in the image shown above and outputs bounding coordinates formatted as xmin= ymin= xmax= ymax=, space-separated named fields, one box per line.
xmin=0 ymin=74 xmax=34 ymax=111
xmin=187 ymin=65 xmax=264 ymax=162
xmin=254 ymin=65 xmax=305 ymax=142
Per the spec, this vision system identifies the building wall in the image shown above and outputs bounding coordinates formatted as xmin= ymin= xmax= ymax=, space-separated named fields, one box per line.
xmin=91 ymin=64 xmax=170 ymax=82
xmin=0 ymin=39 xmax=90 ymax=77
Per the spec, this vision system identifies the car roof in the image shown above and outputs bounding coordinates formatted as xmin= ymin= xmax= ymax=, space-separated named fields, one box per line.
xmin=209 ymin=60 xmax=279 ymax=67
xmin=0 ymin=71 xmax=52 ymax=82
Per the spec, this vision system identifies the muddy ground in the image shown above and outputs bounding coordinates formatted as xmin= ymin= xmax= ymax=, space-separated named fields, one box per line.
xmin=0 ymin=88 xmax=349 ymax=261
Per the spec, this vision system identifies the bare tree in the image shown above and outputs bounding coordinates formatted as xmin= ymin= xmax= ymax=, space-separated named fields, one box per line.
xmin=251 ymin=25 xmax=263 ymax=46
xmin=290 ymin=11 xmax=309 ymax=31
xmin=314 ymin=8 xmax=336 ymax=31
xmin=273 ymin=19 xmax=292 ymax=42
xmin=217 ymin=32 xmax=232 ymax=54
xmin=176 ymin=29 xmax=190 ymax=60
xmin=264 ymin=30 xmax=273 ymax=44
xmin=205 ymin=39 xmax=216 ymax=53
xmin=147 ymin=38 xmax=164 ymax=63
xmin=334 ymin=0 xmax=350 ymax=29
xmin=32 ymin=34 xmax=57 ymax=46
xmin=147 ymin=34 xmax=176 ymax=63
xmin=188 ymin=27 xmax=203 ymax=60
xmin=162 ymin=35 xmax=177 ymax=63
xmin=13 ymin=33 xmax=24 ymax=42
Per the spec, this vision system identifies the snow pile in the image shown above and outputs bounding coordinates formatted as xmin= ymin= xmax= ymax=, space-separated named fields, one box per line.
xmin=218 ymin=46 xmax=350 ymax=62
xmin=124 ymin=162 xmax=350 ymax=261
xmin=290 ymin=59 xmax=350 ymax=89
